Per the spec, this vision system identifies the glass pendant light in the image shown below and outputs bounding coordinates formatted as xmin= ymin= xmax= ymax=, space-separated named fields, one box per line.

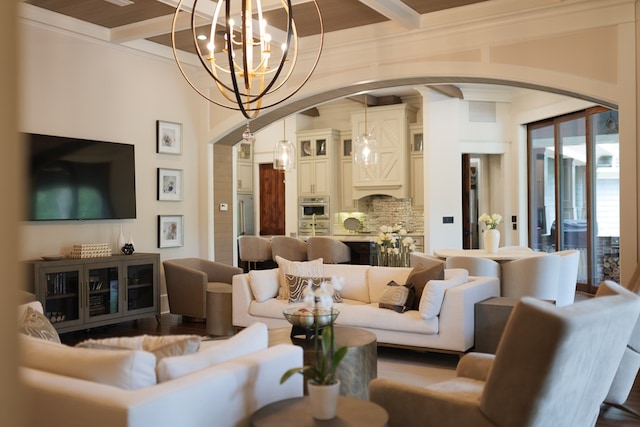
xmin=274 ymin=120 xmax=296 ymax=171
xmin=353 ymin=94 xmax=378 ymax=167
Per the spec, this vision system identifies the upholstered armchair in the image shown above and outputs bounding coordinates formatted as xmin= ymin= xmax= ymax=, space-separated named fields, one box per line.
xmin=238 ymin=235 xmax=273 ymax=271
xmin=271 ymin=236 xmax=308 ymax=262
xmin=306 ymin=237 xmax=351 ymax=264
xmin=500 ymin=254 xmax=561 ymax=301
xmin=601 ymin=265 xmax=640 ymax=417
xmin=163 ymin=258 xmax=242 ymax=321
xmin=445 ymin=256 xmax=500 ymax=280
xmin=370 ymin=280 xmax=640 ymax=427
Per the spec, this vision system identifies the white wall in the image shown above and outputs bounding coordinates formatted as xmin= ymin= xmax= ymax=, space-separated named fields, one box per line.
xmin=18 ymin=22 xmax=205 ymax=270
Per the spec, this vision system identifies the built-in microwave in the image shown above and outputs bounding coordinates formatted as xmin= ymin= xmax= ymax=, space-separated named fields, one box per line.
xmin=299 ymin=196 xmax=329 ymax=219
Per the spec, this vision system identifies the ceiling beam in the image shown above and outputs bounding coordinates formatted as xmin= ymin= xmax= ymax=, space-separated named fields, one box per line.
xmin=428 ymin=84 xmax=464 ymax=99
xmin=357 ymin=0 xmax=420 ymax=30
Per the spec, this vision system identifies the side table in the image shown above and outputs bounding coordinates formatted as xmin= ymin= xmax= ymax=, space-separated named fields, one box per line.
xmin=474 ymin=297 xmax=518 ymax=354
xmin=205 ymin=284 xmax=234 ymax=336
xmin=251 ymin=396 xmax=388 ymax=427
xmin=269 ymin=326 xmax=377 ymax=399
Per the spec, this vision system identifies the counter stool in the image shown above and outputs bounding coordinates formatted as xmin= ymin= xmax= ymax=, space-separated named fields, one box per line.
xmin=206 ymin=283 xmax=234 ymax=336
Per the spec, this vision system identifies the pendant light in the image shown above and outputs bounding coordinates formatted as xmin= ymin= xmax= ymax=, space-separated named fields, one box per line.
xmin=273 ymin=120 xmax=295 ymax=171
xmin=353 ymin=94 xmax=378 ymax=167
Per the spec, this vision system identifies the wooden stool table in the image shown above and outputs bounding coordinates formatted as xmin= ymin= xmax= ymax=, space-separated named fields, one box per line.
xmin=251 ymin=396 xmax=388 ymax=427
xmin=269 ymin=326 xmax=377 ymax=399
xmin=205 ymin=284 xmax=233 ymax=336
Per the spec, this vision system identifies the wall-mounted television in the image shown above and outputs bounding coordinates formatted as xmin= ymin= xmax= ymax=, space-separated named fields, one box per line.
xmin=25 ymin=133 xmax=137 ymax=221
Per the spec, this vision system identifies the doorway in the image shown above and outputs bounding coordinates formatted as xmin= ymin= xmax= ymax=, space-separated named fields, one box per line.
xmin=259 ymin=163 xmax=286 ymax=235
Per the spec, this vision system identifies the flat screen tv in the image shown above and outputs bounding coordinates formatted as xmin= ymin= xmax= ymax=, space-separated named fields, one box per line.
xmin=26 ymin=133 xmax=137 ymax=221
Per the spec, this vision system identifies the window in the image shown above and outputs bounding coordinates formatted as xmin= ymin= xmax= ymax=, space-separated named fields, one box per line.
xmin=528 ymin=107 xmax=619 ymax=292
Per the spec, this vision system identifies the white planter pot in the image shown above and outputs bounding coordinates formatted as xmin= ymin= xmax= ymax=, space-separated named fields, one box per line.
xmin=484 ymin=229 xmax=500 ymax=254
xmin=307 ymin=380 xmax=340 ymax=420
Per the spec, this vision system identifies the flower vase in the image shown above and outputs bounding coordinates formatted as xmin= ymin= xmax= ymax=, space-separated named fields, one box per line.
xmin=484 ymin=229 xmax=500 ymax=254
xmin=307 ymin=380 xmax=340 ymax=420
xmin=117 ymin=226 xmax=125 ymax=252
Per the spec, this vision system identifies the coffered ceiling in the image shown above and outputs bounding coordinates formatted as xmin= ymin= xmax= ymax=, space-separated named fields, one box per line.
xmin=23 ymin=0 xmax=489 ymax=55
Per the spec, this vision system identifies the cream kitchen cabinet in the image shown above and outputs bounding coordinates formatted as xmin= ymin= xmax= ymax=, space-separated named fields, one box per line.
xmin=351 ymin=104 xmax=417 ymax=199
xmin=409 ymin=123 xmax=424 ymax=208
xmin=297 ymin=129 xmax=339 ymax=197
xmin=339 ymin=131 xmax=356 ymax=211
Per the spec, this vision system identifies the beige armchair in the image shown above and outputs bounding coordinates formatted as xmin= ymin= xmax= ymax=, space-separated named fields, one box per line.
xmin=238 ymin=235 xmax=273 ymax=271
xmin=306 ymin=237 xmax=351 ymax=264
xmin=163 ymin=258 xmax=242 ymax=321
xmin=370 ymin=280 xmax=640 ymax=427
xmin=271 ymin=236 xmax=308 ymax=262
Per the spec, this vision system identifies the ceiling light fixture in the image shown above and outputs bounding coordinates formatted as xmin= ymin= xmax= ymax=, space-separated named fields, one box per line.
xmin=273 ymin=120 xmax=295 ymax=172
xmin=171 ymin=0 xmax=323 ymax=125
xmin=353 ymin=95 xmax=378 ymax=168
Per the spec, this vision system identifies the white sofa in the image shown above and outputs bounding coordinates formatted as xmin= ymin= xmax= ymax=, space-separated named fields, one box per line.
xmin=232 ymin=264 xmax=500 ymax=353
xmin=18 ymin=303 xmax=303 ymax=427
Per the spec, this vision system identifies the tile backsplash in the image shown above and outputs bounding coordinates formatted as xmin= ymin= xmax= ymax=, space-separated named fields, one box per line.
xmin=336 ymin=195 xmax=424 ymax=233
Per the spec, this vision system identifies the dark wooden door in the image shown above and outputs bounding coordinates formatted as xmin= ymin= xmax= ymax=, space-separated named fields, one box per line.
xmin=259 ymin=163 xmax=285 ymax=235
xmin=462 ymin=154 xmax=472 ymax=249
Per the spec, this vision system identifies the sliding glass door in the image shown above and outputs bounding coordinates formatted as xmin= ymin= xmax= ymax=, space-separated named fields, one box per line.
xmin=528 ymin=107 xmax=619 ymax=292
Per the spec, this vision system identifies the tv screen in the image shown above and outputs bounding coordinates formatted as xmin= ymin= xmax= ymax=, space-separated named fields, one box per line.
xmin=26 ymin=133 xmax=137 ymax=221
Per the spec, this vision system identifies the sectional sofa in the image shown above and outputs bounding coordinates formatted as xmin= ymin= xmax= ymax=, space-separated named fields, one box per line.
xmin=232 ymin=262 xmax=500 ymax=354
xmin=18 ymin=302 xmax=303 ymax=427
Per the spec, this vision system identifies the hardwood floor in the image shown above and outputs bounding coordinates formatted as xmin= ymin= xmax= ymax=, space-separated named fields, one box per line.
xmin=59 ymin=314 xmax=640 ymax=426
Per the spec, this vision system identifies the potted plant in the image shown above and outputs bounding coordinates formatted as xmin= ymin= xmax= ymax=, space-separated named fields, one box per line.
xmin=280 ymin=278 xmax=348 ymax=420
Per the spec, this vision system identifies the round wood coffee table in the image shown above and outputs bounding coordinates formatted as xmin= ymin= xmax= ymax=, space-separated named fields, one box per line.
xmin=269 ymin=326 xmax=377 ymax=399
xmin=251 ymin=396 xmax=388 ymax=427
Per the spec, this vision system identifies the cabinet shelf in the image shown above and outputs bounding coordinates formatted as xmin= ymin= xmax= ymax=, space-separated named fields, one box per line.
xmin=25 ymin=253 xmax=160 ymax=334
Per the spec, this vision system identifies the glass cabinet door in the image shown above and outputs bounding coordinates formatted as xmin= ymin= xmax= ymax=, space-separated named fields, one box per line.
xmin=86 ymin=264 xmax=120 ymax=321
xmin=125 ymin=261 xmax=157 ymax=314
xmin=41 ymin=267 xmax=82 ymax=328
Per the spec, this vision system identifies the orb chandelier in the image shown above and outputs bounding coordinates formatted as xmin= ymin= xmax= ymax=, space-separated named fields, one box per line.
xmin=171 ymin=0 xmax=323 ymax=121
xmin=353 ymin=95 xmax=378 ymax=167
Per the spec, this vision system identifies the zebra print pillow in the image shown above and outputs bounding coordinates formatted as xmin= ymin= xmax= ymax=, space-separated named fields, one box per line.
xmin=286 ymin=275 xmax=343 ymax=304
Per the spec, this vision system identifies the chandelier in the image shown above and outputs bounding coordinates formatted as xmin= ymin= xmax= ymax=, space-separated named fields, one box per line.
xmin=353 ymin=95 xmax=378 ymax=167
xmin=171 ymin=0 xmax=323 ymax=120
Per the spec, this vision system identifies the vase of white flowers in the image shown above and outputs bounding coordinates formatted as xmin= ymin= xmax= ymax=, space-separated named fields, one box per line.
xmin=375 ymin=224 xmax=415 ymax=267
xmin=280 ymin=277 xmax=348 ymax=420
xmin=479 ymin=213 xmax=502 ymax=253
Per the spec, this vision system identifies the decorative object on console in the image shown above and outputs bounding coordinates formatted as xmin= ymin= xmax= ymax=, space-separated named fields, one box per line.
xmin=156 ymin=120 xmax=182 ymax=155
xmin=158 ymin=215 xmax=184 ymax=248
xmin=69 ymin=243 xmax=112 ymax=259
xmin=479 ymin=212 xmax=502 ymax=254
xmin=280 ymin=276 xmax=347 ymax=420
xmin=375 ymin=224 xmax=416 ymax=267
xmin=117 ymin=225 xmax=125 ymax=251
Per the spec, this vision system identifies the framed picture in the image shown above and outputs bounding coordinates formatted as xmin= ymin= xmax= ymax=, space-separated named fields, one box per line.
xmin=156 ymin=120 xmax=183 ymax=154
xmin=158 ymin=215 xmax=184 ymax=248
xmin=157 ymin=168 xmax=183 ymax=201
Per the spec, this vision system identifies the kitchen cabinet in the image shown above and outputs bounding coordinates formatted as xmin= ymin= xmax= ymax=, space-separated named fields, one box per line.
xmin=410 ymin=123 xmax=424 ymax=209
xmin=25 ymin=253 xmax=160 ymax=334
xmin=297 ymin=129 xmax=339 ymax=197
xmin=339 ymin=131 xmax=356 ymax=211
xmin=351 ymin=104 xmax=417 ymax=199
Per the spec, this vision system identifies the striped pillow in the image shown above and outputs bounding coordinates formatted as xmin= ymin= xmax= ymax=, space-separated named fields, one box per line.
xmin=286 ymin=275 xmax=342 ymax=304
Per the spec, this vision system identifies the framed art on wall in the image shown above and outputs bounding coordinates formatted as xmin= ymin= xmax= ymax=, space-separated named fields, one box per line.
xmin=156 ymin=120 xmax=183 ymax=154
xmin=157 ymin=168 xmax=183 ymax=201
xmin=158 ymin=215 xmax=184 ymax=248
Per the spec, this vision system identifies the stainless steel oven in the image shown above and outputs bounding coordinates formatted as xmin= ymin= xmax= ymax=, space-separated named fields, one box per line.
xmin=299 ymin=196 xmax=329 ymax=219
xmin=298 ymin=219 xmax=330 ymax=236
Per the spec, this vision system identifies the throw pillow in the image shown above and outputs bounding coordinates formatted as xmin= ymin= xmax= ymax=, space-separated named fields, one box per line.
xmin=406 ymin=262 xmax=445 ymax=310
xmin=19 ymin=334 xmax=157 ymax=390
xmin=378 ymin=281 xmax=416 ymax=313
xmin=156 ymin=322 xmax=269 ymax=382
xmin=248 ymin=268 xmax=280 ymax=302
xmin=286 ymin=275 xmax=342 ymax=303
xmin=419 ymin=268 xmax=469 ymax=319
xmin=275 ymin=256 xmax=324 ymax=300
xmin=18 ymin=306 xmax=61 ymax=344
xmin=76 ymin=334 xmax=202 ymax=362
